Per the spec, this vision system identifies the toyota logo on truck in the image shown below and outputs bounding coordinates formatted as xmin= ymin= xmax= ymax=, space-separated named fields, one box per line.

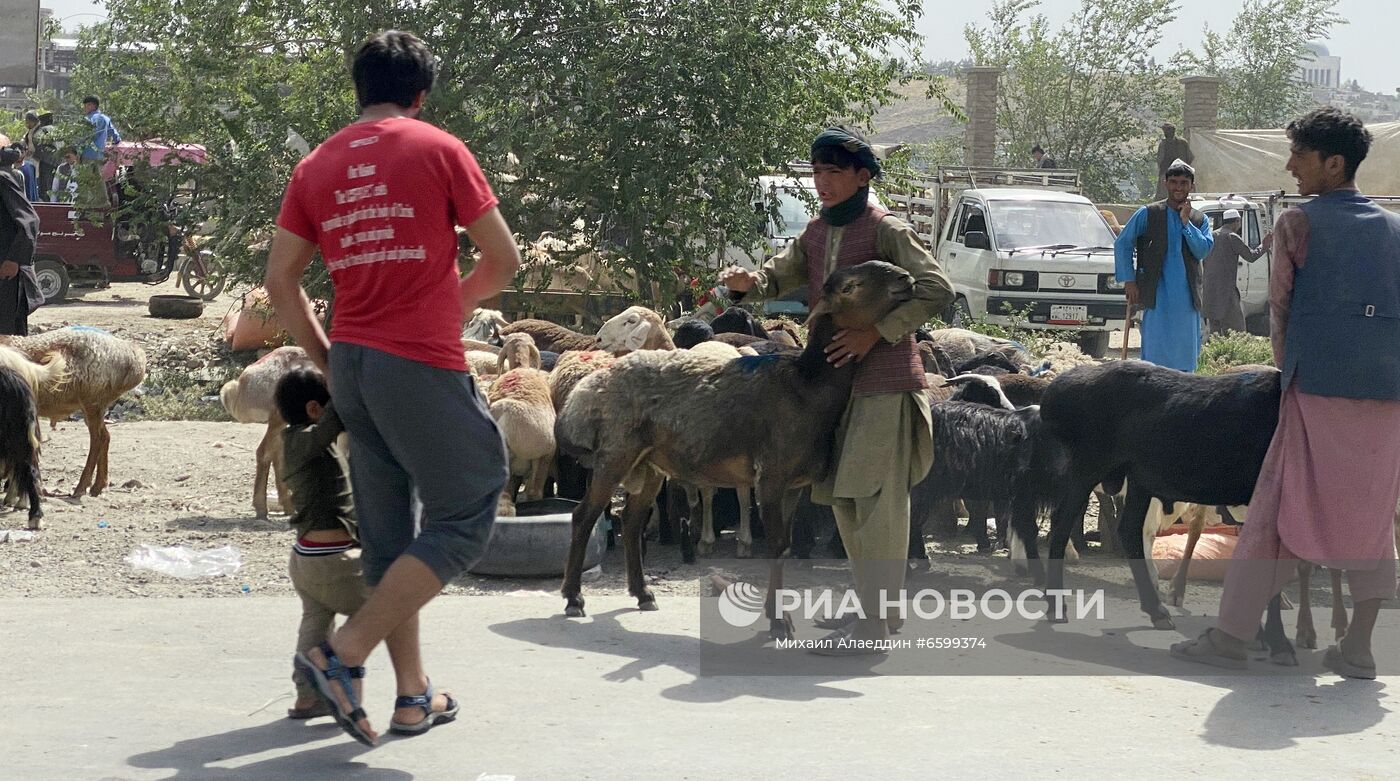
xmin=1058 ymin=275 xmax=1076 ymax=288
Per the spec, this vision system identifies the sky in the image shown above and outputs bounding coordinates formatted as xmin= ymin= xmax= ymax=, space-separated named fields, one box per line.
xmin=39 ymin=0 xmax=1400 ymax=93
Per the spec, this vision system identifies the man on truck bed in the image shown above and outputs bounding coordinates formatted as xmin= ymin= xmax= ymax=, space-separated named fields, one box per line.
xmin=1114 ymin=159 xmax=1213 ymax=371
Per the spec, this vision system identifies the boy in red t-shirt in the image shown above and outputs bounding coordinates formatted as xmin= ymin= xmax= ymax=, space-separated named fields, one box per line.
xmin=265 ymin=30 xmax=520 ymax=746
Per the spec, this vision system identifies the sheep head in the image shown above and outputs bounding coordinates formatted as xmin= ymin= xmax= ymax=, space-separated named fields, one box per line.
xmin=498 ymin=333 xmax=542 ymax=373
xmin=596 ymin=306 xmax=674 ymax=354
xmin=945 ymin=374 xmax=1017 ymax=411
xmin=464 ymin=308 xmax=510 ymax=345
xmin=808 ymin=261 xmax=915 ymax=331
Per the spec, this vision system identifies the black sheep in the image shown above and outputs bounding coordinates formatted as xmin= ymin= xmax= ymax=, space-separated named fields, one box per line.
xmin=1036 ymin=361 xmax=1295 ymax=656
xmin=0 ymin=366 xmax=43 ymax=530
xmin=710 ymin=307 xmax=769 ymax=339
xmin=673 ymin=319 xmax=714 ymax=349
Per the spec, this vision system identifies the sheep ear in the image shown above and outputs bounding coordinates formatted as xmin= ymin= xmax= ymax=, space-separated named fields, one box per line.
xmin=623 ymin=320 xmax=652 ymax=351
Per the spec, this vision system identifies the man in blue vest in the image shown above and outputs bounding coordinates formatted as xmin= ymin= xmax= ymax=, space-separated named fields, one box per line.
xmin=1114 ymin=159 xmax=1214 ymax=371
xmin=1172 ymin=107 xmax=1400 ymax=678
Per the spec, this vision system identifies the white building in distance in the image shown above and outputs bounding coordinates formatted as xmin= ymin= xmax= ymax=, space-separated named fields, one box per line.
xmin=1299 ymin=41 xmax=1341 ymax=89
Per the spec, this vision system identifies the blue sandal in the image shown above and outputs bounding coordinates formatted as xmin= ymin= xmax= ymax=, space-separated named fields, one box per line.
xmin=294 ymin=641 xmax=375 ymax=746
xmin=388 ymin=679 xmax=459 ymax=736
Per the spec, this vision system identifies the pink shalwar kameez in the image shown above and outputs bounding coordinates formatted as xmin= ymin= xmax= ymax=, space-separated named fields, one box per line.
xmin=1216 ymin=204 xmax=1400 ymax=641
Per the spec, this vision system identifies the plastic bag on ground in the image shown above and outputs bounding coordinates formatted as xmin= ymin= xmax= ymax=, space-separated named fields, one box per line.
xmin=126 ymin=544 xmax=243 ymax=579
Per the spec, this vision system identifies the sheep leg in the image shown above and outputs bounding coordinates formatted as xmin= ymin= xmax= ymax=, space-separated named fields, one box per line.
xmin=1296 ymin=562 xmax=1318 ymax=649
xmin=23 ymin=462 xmax=42 ymax=530
xmin=736 ymin=487 xmax=754 ymax=559
xmin=89 ymin=410 xmax=112 ymax=497
xmin=70 ymin=409 xmax=104 ymax=498
xmin=671 ymin=483 xmax=697 ymax=565
xmin=562 ymin=466 xmax=622 ymax=618
xmin=1261 ymin=592 xmax=1298 ymax=666
xmin=270 ymin=420 xmax=292 ymax=512
xmin=251 ymin=420 xmax=278 ymax=519
xmin=523 ymin=453 xmax=552 ymax=502
xmin=758 ymin=480 xmax=795 ymax=641
xmin=621 ymin=473 xmax=665 ymax=611
xmin=697 ymin=486 xmax=716 ymax=557
xmin=1119 ymin=486 xmax=1173 ymax=629
xmin=1329 ymin=568 xmax=1349 ymax=642
xmin=964 ymin=499 xmax=993 ymax=553
xmin=1166 ymin=507 xmax=1205 ymax=608
xmin=1007 ymin=491 xmax=1044 ymax=584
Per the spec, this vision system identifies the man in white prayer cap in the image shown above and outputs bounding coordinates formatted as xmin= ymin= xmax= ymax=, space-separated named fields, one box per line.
xmin=1201 ymin=207 xmax=1273 ymax=335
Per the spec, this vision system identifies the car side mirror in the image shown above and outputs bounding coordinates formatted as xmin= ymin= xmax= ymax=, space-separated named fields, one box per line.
xmin=964 ymin=230 xmax=991 ymax=250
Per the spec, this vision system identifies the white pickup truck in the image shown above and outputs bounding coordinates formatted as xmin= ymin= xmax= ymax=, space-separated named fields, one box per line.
xmin=886 ymin=167 xmax=1125 ymax=356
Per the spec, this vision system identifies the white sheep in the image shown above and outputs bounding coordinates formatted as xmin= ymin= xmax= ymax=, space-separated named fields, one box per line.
xmin=0 ymin=327 xmax=146 ymax=497
xmin=220 ymin=346 xmax=315 ymax=518
xmin=463 ymin=308 xmax=509 ymax=345
xmin=596 ymin=306 xmax=676 ymax=353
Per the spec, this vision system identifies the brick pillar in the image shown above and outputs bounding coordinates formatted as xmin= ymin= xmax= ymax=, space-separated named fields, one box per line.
xmin=963 ymin=66 xmax=1003 ymax=167
xmin=1181 ymin=75 xmax=1223 ymax=140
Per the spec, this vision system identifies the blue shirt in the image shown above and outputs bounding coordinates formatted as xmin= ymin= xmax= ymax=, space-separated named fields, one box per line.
xmin=1114 ymin=204 xmax=1214 ymax=371
xmin=82 ymin=111 xmax=121 ymax=161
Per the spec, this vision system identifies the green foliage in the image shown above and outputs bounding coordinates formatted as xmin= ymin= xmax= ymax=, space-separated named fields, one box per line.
xmin=1197 ymin=330 xmax=1274 ymax=374
xmin=1174 ymin=0 xmax=1343 ymax=130
xmin=128 ymin=365 xmax=242 ymax=422
xmin=964 ymin=0 xmax=1179 ymax=202
xmin=75 ymin=0 xmax=926 ymax=305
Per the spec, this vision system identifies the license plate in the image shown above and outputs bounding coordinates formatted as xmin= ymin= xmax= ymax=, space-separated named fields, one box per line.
xmin=1049 ymin=305 xmax=1088 ymax=324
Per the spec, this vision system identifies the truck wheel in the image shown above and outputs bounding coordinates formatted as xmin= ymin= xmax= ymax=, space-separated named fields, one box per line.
xmin=34 ymin=259 xmax=69 ymax=304
xmin=148 ymin=294 xmax=205 ymax=319
xmin=1076 ymin=330 xmax=1111 ymax=358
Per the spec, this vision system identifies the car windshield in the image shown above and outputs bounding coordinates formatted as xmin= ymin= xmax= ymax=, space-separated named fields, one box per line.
xmin=987 ymin=200 xmax=1116 ymax=251
xmin=772 ymin=188 xmax=817 ymax=238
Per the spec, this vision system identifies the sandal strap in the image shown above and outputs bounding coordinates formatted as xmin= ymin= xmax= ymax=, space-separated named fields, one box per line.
xmin=394 ymin=679 xmax=436 ymax=714
xmin=317 ymin=641 xmax=366 ymax=712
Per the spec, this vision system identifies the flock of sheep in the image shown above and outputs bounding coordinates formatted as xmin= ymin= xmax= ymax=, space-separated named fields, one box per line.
xmin=0 ymin=262 xmax=1380 ymax=662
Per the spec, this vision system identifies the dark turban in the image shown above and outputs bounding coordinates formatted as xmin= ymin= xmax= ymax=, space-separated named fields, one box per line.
xmin=811 ymin=126 xmax=881 ymax=178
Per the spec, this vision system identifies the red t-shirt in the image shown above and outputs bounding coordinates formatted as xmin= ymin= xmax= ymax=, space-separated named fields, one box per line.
xmin=277 ymin=118 xmax=499 ymax=371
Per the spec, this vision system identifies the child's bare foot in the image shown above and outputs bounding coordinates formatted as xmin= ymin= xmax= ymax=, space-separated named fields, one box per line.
xmin=300 ymin=642 xmax=378 ymax=744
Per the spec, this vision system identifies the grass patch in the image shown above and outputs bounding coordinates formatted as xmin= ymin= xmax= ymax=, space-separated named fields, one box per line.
xmin=1197 ymin=331 xmax=1274 ymax=375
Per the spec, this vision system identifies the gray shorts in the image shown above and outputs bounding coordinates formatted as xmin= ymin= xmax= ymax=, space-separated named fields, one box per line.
xmin=329 ymin=342 xmax=507 ymax=586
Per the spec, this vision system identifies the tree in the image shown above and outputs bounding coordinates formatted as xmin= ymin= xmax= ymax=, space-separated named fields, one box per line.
xmin=964 ymin=0 xmax=1179 ymax=201
xmin=1174 ymin=0 xmax=1343 ymax=129
xmin=74 ymin=0 xmax=925 ymax=303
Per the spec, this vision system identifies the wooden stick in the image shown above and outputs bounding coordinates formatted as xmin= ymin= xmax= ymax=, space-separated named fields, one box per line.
xmin=1120 ymin=301 xmax=1134 ymax=360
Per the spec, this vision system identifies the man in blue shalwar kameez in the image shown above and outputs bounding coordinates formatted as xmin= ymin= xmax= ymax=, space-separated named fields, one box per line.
xmin=1114 ymin=159 xmax=1214 ymax=371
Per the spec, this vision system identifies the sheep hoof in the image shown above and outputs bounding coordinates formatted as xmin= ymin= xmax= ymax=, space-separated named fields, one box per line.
xmin=1270 ymin=649 xmax=1299 ymax=667
xmin=637 ymin=597 xmax=659 ymax=612
xmin=1150 ymin=613 xmax=1176 ymax=631
xmin=26 ymin=514 xmax=42 ymax=531
xmin=564 ymin=602 xmax=586 ymax=618
xmin=736 ymin=542 xmax=752 ymax=559
xmin=254 ymin=510 xmax=269 ymax=521
xmin=1166 ymin=590 xmax=1185 ymax=608
xmin=696 ymin=541 xmax=712 ymax=557
xmin=1296 ymin=625 xmax=1318 ymax=650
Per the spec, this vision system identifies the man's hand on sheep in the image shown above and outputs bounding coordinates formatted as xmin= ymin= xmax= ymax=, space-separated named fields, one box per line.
xmin=0 ymin=261 xmax=17 ymax=280
xmin=825 ymin=327 xmax=882 ymax=367
xmin=718 ymin=266 xmax=760 ymax=293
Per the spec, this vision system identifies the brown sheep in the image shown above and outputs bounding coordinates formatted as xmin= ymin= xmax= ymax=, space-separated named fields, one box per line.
xmin=499 ymin=319 xmax=599 ymax=353
xmin=0 ymin=328 xmax=146 ymax=497
xmin=488 ymin=368 xmax=556 ymax=503
xmin=761 ymin=318 xmax=804 ymax=348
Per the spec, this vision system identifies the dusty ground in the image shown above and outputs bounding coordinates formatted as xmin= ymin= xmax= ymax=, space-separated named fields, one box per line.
xmin=0 ymin=281 xmax=1103 ymax=600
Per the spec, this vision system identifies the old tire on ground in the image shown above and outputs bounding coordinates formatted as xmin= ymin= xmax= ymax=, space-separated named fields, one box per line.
xmin=148 ymin=294 xmax=205 ymax=319
xmin=1076 ymin=330 xmax=1111 ymax=359
xmin=469 ymin=498 xmax=607 ymax=577
xmin=34 ymin=259 xmax=69 ymax=304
